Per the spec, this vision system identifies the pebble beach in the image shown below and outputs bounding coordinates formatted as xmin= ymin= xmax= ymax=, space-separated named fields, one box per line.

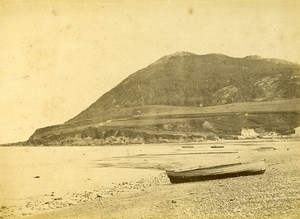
xmin=1 ymin=140 xmax=299 ymax=219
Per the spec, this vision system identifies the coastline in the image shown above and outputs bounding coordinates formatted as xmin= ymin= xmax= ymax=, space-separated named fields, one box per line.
xmin=1 ymin=140 xmax=300 ymax=218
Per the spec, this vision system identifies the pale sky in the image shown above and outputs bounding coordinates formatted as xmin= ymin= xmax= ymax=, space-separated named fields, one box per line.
xmin=0 ymin=0 xmax=299 ymax=143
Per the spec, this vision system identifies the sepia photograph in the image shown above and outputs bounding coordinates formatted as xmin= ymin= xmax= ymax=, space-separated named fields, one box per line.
xmin=0 ymin=0 xmax=300 ymax=218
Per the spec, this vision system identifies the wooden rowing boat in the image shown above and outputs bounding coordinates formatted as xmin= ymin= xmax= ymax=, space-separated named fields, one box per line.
xmin=166 ymin=160 xmax=266 ymax=183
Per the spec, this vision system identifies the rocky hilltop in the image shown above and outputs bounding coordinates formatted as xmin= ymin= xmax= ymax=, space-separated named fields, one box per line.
xmin=29 ymin=52 xmax=300 ymax=145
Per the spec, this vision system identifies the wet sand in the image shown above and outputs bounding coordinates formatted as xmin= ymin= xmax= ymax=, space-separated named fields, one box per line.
xmin=1 ymin=140 xmax=300 ymax=218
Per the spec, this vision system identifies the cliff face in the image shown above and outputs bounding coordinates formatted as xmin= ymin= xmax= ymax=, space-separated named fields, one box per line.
xmin=67 ymin=52 xmax=300 ymax=123
xmin=28 ymin=52 xmax=300 ymax=144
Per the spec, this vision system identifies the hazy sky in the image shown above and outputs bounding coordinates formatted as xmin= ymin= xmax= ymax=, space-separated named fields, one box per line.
xmin=0 ymin=0 xmax=299 ymax=143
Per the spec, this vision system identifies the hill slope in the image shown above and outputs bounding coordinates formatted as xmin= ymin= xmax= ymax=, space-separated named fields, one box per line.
xmin=28 ymin=52 xmax=300 ymax=145
xmin=68 ymin=52 xmax=300 ymax=124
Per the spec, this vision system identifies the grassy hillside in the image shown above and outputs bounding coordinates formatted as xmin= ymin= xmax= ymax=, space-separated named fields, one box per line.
xmin=28 ymin=52 xmax=300 ymax=145
xmin=29 ymin=112 xmax=300 ymax=145
xmin=56 ymin=98 xmax=300 ymax=127
xmin=68 ymin=52 xmax=300 ymax=124
xmin=29 ymin=99 xmax=300 ymax=144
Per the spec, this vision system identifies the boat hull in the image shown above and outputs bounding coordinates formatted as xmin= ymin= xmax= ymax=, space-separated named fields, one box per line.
xmin=166 ymin=160 xmax=266 ymax=184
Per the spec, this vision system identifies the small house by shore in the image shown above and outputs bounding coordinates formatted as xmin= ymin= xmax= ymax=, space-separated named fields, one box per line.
xmin=293 ymin=127 xmax=300 ymax=137
xmin=238 ymin=128 xmax=259 ymax=140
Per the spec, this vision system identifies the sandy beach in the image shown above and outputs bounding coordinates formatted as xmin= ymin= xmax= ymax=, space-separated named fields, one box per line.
xmin=1 ymin=140 xmax=300 ymax=219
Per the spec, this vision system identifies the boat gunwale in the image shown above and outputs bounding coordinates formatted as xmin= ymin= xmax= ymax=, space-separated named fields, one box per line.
xmin=166 ymin=160 xmax=265 ymax=173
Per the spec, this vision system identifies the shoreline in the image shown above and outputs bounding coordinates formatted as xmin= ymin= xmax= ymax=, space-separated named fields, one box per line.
xmin=1 ymin=137 xmax=299 ymax=147
xmin=1 ymin=140 xmax=300 ymax=218
xmin=27 ymin=143 xmax=300 ymax=219
xmin=1 ymin=172 xmax=167 ymax=218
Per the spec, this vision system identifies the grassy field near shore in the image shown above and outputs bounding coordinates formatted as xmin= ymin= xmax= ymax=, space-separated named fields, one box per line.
xmin=31 ymin=99 xmax=300 ymax=142
xmin=1 ymin=139 xmax=300 ymax=219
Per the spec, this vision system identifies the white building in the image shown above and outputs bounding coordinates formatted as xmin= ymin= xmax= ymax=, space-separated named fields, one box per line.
xmin=293 ymin=127 xmax=300 ymax=137
xmin=238 ymin=128 xmax=259 ymax=140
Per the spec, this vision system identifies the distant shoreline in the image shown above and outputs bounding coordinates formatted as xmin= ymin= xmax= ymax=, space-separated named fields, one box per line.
xmin=1 ymin=137 xmax=299 ymax=147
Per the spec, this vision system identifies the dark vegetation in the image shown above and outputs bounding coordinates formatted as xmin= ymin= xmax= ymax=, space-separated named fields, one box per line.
xmin=68 ymin=52 xmax=300 ymax=123
xmin=29 ymin=111 xmax=300 ymax=146
xmin=27 ymin=52 xmax=300 ymax=145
